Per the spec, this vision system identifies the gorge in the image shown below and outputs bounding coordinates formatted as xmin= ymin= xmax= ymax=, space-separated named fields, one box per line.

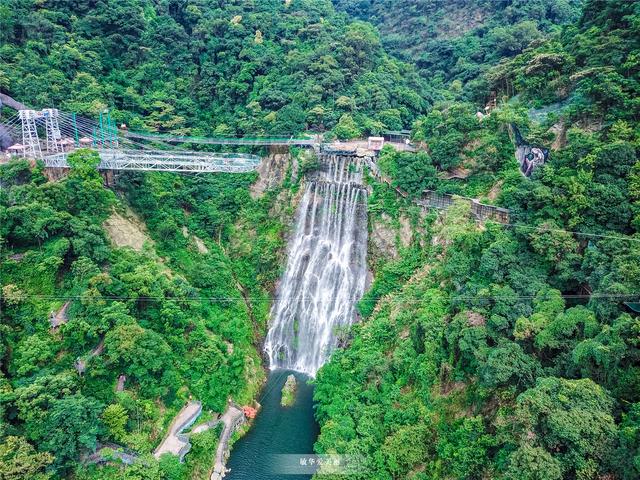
xmin=228 ymin=152 xmax=369 ymax=478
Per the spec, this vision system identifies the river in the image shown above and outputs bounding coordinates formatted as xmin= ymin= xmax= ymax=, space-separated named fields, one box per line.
xmin=225 ymin=370 xmax=319 ymax=480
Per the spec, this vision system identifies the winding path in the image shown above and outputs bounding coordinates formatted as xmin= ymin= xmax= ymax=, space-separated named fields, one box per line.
xmin=153 ymin=401 xmax=203 ymax=461
xmin=210 ymin=405 xmax=244 ymax=480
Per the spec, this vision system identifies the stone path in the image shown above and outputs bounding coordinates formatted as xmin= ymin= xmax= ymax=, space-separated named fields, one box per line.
xmin=49 ymin=301 xmax=70 ymax=329
xmin=153 ymin=401 xmax=203 ymax=461
xmin=83 ymin=442 xmax=138 ymax=466
xmin=210 ymin=405 xmax=244 ymax=480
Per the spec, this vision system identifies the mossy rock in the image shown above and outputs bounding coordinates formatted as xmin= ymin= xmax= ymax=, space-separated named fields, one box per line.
xmin=280 ymin=374 xmax=297 ymax=407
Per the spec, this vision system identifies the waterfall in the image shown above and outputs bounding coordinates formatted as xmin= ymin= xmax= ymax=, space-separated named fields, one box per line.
xmin=264 ymin=154 xmax=368 ymax=377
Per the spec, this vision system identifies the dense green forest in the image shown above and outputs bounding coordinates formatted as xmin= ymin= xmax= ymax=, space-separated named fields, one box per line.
xmin=314 ymin=1 xmax=640 ymax=479
xmin=0 ymin=0 xmax=428 ymax=136
xmin=332 ymin=0 xmax=584 ymax=100
xmin=1 ymin=0 xmax=639 ymax=478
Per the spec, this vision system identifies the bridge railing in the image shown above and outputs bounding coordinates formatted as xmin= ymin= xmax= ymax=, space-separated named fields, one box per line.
xmin=417 ymin=190 xmax=510 ymax=223
xmin=359 ymin=153 xmax=510 ymax=223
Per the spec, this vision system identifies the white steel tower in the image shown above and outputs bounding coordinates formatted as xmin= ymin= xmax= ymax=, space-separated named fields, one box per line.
xmin=42 ymin=108 xmax=62 ymax=153
xmin=18 ymin=109 xmax=42 ymax=159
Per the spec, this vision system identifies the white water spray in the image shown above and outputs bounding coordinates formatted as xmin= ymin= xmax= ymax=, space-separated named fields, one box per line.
xmin=264 ymin=154 xmax=368 ymax=377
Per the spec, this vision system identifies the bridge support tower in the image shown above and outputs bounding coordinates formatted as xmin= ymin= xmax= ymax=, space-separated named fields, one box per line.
xmin=42 ymin=108 xmax=62 ymax=153
xmin=19 ymin=109 xmax=42 ymax=160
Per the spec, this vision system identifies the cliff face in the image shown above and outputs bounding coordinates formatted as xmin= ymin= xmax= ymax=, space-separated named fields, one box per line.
xmin=0 ymin=92 xmax=28 ymax=111
xmin=250 ymin=147 xmax=295 ymax=199
xmin=369 ymin=212 xmax=413 ymax=262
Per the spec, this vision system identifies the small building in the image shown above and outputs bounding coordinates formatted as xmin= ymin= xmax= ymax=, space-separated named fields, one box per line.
xmin=383 ymin=130 xmax=411 ymax=143
xmin=116 ymin=375 xmax=127 ymax=392
xmin=59 ymin=138 xmax=75 ymax=151
xmin=367 ymin=136 xmax=384 ymax=151
xmin=49 ymin=301 xmax=70 ymax=329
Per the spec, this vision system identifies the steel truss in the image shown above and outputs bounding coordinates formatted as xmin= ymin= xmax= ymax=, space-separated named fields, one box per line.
xmin=44 ymin=149 xmax=261 ymax=173
xmin=42 ymin=108 xmax=62 ymax=153
xmin=125 ymin=131 xmax=317 ymax=146
xmin=19 ymin=109 xmax=42 ymax=159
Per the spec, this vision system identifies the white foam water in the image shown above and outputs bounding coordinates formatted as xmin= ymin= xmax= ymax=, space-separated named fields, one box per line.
xmin=264 ymin=154 xmax=368 ymax=377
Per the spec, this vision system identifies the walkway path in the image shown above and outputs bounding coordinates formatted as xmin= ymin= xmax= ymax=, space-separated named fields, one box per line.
xmin=153 ymin=401 xmax=203 ymax=461
xmin=84 ymin=442 xmax=138 ymax=466
xmin=326 ymin=138 xmax=415 ymax=153
xmin=356 ymin=153 xmax=510 ymax=223
xmin=210 ymin=405 xmax=245 ymax=480
xmin=49 ymin=301 xmax=70 ymax=329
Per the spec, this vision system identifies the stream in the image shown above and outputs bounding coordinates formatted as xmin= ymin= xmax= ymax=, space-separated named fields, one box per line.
xmin=225 ymin=370 xmax=319 ymax=479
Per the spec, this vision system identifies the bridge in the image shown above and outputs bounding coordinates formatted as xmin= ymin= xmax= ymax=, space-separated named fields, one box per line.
xmin=0 ymin=105 xmax=317 ymax=173
xmin=45 ymin=149 xmax=261 ymax=173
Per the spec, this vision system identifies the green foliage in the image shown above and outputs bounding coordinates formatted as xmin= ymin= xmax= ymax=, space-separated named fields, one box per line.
xmin=104 ymin=324 xmax=173 ymax=394
xmin=2 ymin=1 xmax=640 ymax=479
xmin=102 ymin=404 xmax=129 ymax=441
xmin=314 ymin=4 xmax=640 ymax=469
xmin=503 ymin=444 xmax=563 ymax=480
xmin=333 ymin=0 xmax=583 ymax=99
xmin=506 ymin=377 xmax=617 ymax=477
xmin=480 ymin=339 xmax=541 ymax=389
xmin=0 ymin=436 xmax=54 ymax=480
xmin=378 ymin=148 xmax=437 ymax=197
xmin=334 ymin=114 xmax=361 ymax=140
xmin=1 ymin=150 xmax=286 ymax=473
xmin=617 ymin=403 xmax=640 ymax=480
xmin=41 ymin=394 xmax=104 ymax=468
xmin=1 ymin=0 xmax=428 ymax=135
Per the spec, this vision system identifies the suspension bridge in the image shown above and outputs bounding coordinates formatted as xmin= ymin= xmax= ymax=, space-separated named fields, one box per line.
xmin=0 ymin=105 xmax=318 ymax=174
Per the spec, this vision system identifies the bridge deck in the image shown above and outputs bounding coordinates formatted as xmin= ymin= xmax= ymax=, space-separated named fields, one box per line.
xmin=44 ymin=149 xmax=261 ymax=173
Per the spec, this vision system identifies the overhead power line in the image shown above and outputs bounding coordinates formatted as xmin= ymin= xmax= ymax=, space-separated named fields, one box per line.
xmin=2 ymin=292 xmax=637 ymax=304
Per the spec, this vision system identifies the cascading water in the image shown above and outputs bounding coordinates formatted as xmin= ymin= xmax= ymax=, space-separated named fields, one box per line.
xmin=264 ymin=154 xmax=368 ymax=377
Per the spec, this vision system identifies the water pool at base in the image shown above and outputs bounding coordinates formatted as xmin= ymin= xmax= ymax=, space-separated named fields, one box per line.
xmin=225 ymin=370 xmax=319 ymax=480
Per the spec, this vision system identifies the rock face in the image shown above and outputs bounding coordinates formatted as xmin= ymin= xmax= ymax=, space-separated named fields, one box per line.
xmin=103 ymin=208 xmax=152 ymax=251
xmin=0 ymin=124 xmax=15 ymax=150
xmin=281 ymin=374 xmax=297 ymax=407
xmin=369 ymin=213 xmax=413 ymax=261
xmin=250 ymin=147 xmax=293 ymax=199
xmin=181 ymin=226 xmax=209 ymax=254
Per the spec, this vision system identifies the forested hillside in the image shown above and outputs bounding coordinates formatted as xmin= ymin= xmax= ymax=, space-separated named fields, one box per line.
xmin=1 ymin=0 xmax=639 ymax=478
xmin=333 ymin=0 xmax=584 ymax=100
xmin=314 ymin=1 xmax=640 ymax=479
xmin=0 ymin=143 xmax=297 ymax=478
xmin=0 ymin=0 xmax=427 ymax=135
